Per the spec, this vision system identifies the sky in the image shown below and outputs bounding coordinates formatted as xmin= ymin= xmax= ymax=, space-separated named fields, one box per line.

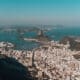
xmin=0 ymin=0 xmax=80 ymax=26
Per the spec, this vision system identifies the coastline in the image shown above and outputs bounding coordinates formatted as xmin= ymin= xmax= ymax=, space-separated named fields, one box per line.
xmin=0 ymin=40 xmax=80 ymax=79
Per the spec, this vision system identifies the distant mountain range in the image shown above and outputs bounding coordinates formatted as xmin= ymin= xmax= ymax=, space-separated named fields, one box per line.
xmin=0 ymin=24 xmax=64 ymax=32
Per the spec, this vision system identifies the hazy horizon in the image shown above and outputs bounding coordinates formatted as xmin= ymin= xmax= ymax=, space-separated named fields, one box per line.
xmin=0 ymin=0 xmax=80 ymax=26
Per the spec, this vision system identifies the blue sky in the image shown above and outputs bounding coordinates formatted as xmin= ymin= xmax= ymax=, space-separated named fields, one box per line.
xmin=0 ymin=0 xmax=80 ymax=26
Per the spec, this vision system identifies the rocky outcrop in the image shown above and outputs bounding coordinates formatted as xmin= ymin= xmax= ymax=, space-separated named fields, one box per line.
xmin=60 ymin=36 xmax=74 ymax=44
xmin=0 ymin=54 xmax=33 ymax=80
xmin=60 ymin=36 xmax=80 ymax=50
xmin=36 ymin=30 xmax=50 ymax=42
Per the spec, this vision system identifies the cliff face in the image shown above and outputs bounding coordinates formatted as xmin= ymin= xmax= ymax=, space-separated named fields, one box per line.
xmin=0 ymin=54 xmax=33 ymax=80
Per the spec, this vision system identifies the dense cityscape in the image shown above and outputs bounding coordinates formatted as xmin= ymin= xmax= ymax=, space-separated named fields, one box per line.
xmin=0 ymin=0 xmax=80 ymax=80
xmin=0 ymin=35 xmax=80 ymax=80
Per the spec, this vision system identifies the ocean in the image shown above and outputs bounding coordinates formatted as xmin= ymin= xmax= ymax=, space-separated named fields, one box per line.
xmin=46 ymin=27 xmax=80 ymax=40
xmin=0 ymin=27 xmax=80 ymax=50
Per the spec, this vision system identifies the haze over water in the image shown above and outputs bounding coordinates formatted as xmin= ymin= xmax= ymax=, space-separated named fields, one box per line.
xmin=0 ymin=0 xmax=80 ymax=26
xmin=0 ymin=27 xmax=80 ymax=50
xmin=0 ymin=0 xmax=80 ymax=50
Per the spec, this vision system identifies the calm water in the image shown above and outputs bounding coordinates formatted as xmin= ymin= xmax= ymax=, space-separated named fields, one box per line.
xmin=0 ymin=27 xmax=80 ymax=50
xmin=46 ymin=27 xmax=80 ymax=40
xmin=0 ymin=30 xmax=39 ymax=50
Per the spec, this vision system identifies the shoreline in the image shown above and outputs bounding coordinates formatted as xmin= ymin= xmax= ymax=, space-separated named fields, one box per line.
xmin=0 ymin=40 xmax=80 ymax=79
